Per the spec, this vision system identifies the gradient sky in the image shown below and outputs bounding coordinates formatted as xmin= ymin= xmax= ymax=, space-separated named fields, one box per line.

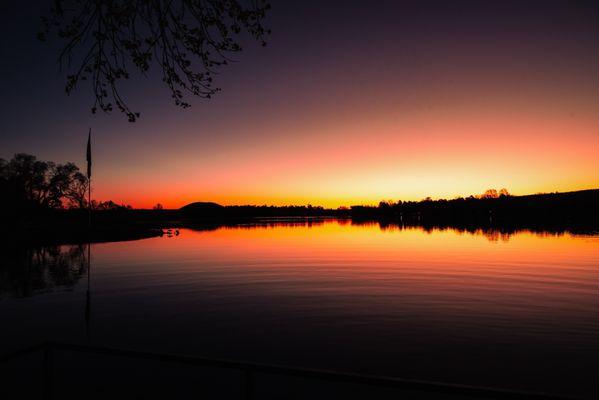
xmin=1 ymin=0 xmax=598 ymax=208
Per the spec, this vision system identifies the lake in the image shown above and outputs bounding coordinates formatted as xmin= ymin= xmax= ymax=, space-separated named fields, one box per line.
xmin=1 ymin=219 xmax=598 ymax=398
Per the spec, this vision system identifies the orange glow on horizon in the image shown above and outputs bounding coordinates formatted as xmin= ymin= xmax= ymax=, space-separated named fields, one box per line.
xmin=92 ymin=106 xmax=599 ymax=209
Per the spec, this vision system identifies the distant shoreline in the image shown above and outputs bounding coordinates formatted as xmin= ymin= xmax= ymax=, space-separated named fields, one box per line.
xmin=3 ymin=189 xmax=598 ymax=246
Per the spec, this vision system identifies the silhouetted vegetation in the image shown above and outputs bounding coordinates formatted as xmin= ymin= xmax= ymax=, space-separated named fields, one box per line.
xmin=0 ymin=153 xmax=138 ymax=216
xmin=179 ymin=188 xmax=598 ymax=231
xmin=0 ymin=153 xmax=88 ymax=214
xmin=181 ymin=201 xmax=329 ymax=218
xmin=3 ymin=162 xmax=597 ymax=247
xmin=350 ymin=189 xmax=599 ymax=231
xmin=39 ymin=0 xmax=271 ymax=121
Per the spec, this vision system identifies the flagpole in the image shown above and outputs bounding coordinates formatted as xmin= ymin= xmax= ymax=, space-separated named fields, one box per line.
xmin=88 ymin=179 xmax=91 ymax=228
xmin=88 ymin=128 xmax=92 ymax=230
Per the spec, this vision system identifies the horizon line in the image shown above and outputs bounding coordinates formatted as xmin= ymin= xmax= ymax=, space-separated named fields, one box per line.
xmin=124 ymin=188 xmax=599 ymax=211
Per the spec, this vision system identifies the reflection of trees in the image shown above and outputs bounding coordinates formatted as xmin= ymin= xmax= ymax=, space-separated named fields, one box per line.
xmin=187 ymin=219 xmax=329 ymax=232
xmin=0 ymin=244 xmax=87 ymax=298
xmin=187 ymin=218 xmax=576 ymax=243
xmin=479 ymin=230 xmax=511 ymax=243
xmin=349 ymin=219 xmax=573 ymax=242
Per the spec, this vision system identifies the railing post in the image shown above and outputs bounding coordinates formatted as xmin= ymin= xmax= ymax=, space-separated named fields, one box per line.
xmin=42 ymin=344 xmax=53 ymax=400
xmin=243 ymin=369 xmax=254 ymax=400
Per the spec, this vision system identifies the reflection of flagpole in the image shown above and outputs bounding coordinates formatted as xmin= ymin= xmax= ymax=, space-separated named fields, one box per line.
xmin=85 ymin=242 xmax=91 ymax=343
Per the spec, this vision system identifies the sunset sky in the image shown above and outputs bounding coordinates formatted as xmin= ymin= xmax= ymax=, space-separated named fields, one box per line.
xmin=1 ymin=0 xmax=598 ymax=208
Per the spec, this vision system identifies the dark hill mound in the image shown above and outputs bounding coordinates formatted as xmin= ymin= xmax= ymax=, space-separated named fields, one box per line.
xmin=180 ymin=202 xmax=225 ymax=217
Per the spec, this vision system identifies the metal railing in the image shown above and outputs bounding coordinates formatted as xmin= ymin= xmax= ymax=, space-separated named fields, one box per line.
xmin=0 ymin=341 xmax=583 ymax=400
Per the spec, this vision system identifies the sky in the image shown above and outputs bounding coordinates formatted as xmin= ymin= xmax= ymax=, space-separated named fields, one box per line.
xmin=1 ymin=0 xmax=598 ymax=208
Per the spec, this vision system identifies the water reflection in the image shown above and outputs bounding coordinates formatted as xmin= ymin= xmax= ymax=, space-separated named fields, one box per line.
xmin=352 ymin=219 xmax=597 ymax=242
xmin=1 ymin=219 xmax=598 ymax=397
xmin=1 ymin=219 xmax=597 ymax=299
xmin=187 ymin=218 xmax=596 ymax=243
xmin=0 ymin=244 xmax=87 ymax=298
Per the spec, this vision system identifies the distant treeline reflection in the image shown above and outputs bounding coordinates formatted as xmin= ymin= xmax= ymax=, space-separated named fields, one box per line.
xmin=188 ymin=219 xmax=592 ymax=242
xmin=349 ymin=220 xmax=585 ymax=242
xmin=2 ymin=222 xmax=590 ymax=299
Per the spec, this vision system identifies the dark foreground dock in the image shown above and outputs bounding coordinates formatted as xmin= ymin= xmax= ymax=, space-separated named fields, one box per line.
xmin=1 ymin=342 xmax=583 ymax=400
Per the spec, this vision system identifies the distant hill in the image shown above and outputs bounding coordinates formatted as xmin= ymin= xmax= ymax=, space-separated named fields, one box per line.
xmin=514 ymin=189 xmax=598 ymax=202
xmin=179 ymin=202 xmax=225 ymax=217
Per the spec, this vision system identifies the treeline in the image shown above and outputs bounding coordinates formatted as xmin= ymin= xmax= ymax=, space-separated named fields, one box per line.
xmin=178 ymin=190 xmax=599 ymax=230
xmin=227 ymin=205 xmax=328 ymax=216
xmin=180 ymin=202 xmax=330 ymax=218
xmin=3 ymin=153 xmax=597 ymax=243
xmin=350 ymin=189 xmax=599 ymax=229
xmin=0 ymin=154 xmax=134 ymax=218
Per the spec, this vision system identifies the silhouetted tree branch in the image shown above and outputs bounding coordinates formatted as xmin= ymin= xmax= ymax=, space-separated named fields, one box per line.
xmin=39 ymin=0 xmax=271 ymax=122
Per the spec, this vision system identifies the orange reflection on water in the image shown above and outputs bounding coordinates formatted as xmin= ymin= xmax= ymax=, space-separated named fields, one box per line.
xmin=83 ymin=220 xmax=599 ymax=396
xmin=97 ymin=221 xmax=599 ymax=298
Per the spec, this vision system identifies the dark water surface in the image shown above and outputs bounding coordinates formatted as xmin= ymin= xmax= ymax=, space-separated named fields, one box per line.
xmin=2 ymin=220 xmax=598 ymax=397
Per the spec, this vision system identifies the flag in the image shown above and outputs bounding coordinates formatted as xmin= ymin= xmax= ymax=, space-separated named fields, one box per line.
xmin=86 ymin=128 xmax=92 ymax=179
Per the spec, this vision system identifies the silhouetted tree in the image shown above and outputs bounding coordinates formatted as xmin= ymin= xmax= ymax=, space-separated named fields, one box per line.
xmin=0 ymin=153 xmax=88 ymax=211
xmin=48 ymin=162 xmax=89 ymax=208
xmin=92 ymin=199 xmax=132 ymax=210
xmin=480 ymin=189 xmax=499 ymax=199
xmin=39 ymin=0 xmax=271 ymax=122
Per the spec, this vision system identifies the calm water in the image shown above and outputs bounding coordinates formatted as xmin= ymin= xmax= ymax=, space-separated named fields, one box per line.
xmin=2 ymin=220 xmax=599 ymax=397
